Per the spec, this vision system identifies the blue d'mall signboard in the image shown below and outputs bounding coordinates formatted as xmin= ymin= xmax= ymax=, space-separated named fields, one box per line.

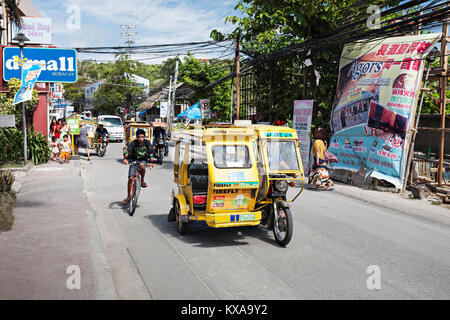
xmin=3 ymin=47 xmax=77 ymax=83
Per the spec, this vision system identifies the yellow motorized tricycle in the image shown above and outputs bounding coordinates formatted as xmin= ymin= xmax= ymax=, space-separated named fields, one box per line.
xmin=168 ymin=124 xmax=305 ymax=246
xmin=124 ymin=121 xmax=151 ymax=146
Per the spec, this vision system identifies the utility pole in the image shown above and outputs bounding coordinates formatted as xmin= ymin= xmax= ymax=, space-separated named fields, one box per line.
xmin=120 ymin=24 xmax=136 ymax=54
xmin=167 ymin=75 xmax=172 ymax=129
xmin=13 ymin=33 xmax=30 ymax=165
xmin=170 ymin=58 xmax=179 ymax=135
xmin=235 ymin=39 xmax=240 ymax=120
xmin=230 ymin=73 xmax=234 ymax=123
xmin=438 ymin=18 xmax=448 ymax=187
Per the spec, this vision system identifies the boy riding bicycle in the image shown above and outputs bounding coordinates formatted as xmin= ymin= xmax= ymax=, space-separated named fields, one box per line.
xmin=122 ymin=128 xmax=154 ymax=205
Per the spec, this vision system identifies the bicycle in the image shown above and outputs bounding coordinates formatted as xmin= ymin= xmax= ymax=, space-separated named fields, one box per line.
xmin=127 ymin=160 xmax=153 ymax=216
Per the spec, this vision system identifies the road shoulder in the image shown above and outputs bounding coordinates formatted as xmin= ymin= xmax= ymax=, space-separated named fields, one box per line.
xmin=80 ymin=159 xmax=151 ymax=300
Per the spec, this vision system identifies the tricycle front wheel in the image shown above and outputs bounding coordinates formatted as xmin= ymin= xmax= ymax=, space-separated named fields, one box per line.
xmin=273 ymin=203 xmax=293 ymax=247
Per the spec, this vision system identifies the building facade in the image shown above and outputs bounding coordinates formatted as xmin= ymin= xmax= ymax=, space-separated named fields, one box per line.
xmin=0 ymin=0 xmax=53 ymax=136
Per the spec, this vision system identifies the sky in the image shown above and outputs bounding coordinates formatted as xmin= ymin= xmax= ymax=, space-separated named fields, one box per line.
xmin=32 ymin=0 xmax=239 ymax=64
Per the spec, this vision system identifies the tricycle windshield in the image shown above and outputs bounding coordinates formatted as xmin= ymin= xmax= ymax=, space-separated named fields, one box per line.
xmin=131 ymin=127 xmax=149 ymax=138
xmin=212 ymin=145 xmax=251 ymax=169
xmin=266 ymin=140 xmax=300 ymax=171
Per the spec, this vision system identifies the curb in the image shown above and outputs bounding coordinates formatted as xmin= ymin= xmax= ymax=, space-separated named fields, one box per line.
xmin=330 ymin=184 xmax=450 ymax=226
xmin=11 ymin=181 xmax=22 ymax=193
xmin=0 ymin=162 xmax=34 ymax=173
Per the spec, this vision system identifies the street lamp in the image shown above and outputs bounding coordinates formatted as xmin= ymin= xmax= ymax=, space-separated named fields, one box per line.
xmin=12 ymin=32 xmax=30 ymax=165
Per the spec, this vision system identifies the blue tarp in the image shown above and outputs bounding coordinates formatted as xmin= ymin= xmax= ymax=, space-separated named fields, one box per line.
xmin=177 ymin=102 xmax=202 ymax=120
xmin=138 ymin=110 xmax=146 ymax=117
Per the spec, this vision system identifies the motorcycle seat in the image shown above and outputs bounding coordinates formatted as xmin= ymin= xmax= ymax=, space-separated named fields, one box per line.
xmin=188 ymin=162 xmax=209 ymax=195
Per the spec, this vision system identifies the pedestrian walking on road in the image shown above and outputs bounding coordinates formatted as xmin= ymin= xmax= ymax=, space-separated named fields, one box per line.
xmin=310 ymin=127 xmax=334 ymax=191
xmin=76 ymin=123 xmax=91 ymax=161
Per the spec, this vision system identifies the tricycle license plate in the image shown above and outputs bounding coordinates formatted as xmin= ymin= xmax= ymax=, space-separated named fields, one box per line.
xmin=239 ymin=214 xmax=254 ymax=221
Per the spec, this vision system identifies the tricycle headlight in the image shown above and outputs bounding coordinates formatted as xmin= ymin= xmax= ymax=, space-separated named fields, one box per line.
xmin=275 ymin=180 xmax=288 ymax=192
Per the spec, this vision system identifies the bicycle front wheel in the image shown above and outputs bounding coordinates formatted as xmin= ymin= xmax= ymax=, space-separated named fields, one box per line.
xmin=128 ymin=179 xmax=140 ymax=216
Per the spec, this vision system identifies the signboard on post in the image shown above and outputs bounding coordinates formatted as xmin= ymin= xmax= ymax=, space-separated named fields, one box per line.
xmin=0 ymin=115 xmax=15 ymax=127
xmin=160 ymin=101 xmax=168 ymax=118
xmin=293 ymin=100 xmax=314 ymax=174
xmin=200 ymin=99 xmax=211 ymax=119
xmin=49 ymin=91 xmax=64 ymax=99
xmin=12 ymin=17 xmax=52 ymax=45
xmin=328 ymin=33 xmax=441 ymax=188
xmin=66 ymin=117 xmax=79 ymax=135
xmin=3 ymin=47 xmax=77 ymax=83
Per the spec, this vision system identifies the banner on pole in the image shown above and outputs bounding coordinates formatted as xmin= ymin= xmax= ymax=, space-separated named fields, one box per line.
xmin=328 ymin=34 xmax=441 ymax=188
xmin=293 ymin=100 xmax=314 ymax=174
xmin=13 ymin=62 xmax=44 ymax=105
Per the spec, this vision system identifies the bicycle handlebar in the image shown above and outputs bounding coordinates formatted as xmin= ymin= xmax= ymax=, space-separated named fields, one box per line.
xmin=127 ymin=160 xmax=154 ymax=167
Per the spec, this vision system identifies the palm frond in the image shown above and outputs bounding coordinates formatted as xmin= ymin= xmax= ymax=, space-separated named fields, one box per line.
xmin=4 ymin=0 xmax=23 ymax=29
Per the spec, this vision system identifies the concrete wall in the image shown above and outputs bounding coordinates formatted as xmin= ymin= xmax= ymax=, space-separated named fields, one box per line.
xmin=32 ymin=92 xmax=49 ymax=136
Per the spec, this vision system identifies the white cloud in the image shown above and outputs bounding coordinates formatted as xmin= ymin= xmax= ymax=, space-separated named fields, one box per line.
xmin=33 ymin=0 xmax=238 ymax=63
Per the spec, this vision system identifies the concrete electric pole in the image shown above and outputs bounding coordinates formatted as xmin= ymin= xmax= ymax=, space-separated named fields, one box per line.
xmin=120 ymin=24 xmax=136 ymax=54
xmin=169 ymin=58 xmax=179 ymax=135
xmin=167 ymin=75 xmax=173 ymax=130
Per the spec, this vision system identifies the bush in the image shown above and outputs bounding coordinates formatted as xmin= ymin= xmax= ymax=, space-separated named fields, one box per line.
xmin=0 ymin=170 xmax=16 ymax=232
xmin=0 ymin=127 xmax=50 ymax=165
xmin=0 ymin=192 xmax=16 ymax=232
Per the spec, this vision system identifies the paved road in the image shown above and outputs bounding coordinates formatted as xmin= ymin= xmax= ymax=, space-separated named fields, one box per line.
xmin=82 ymin=142 xmax=450 ymax=300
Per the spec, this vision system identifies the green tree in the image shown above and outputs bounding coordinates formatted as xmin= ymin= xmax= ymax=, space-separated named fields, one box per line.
xmin=93 ymin=55 xmax=146 ymax=115
xmin=64 ymin=76 xmax=89 ymax=112
xmin=178 ymin=54 xmax=232 ymax=121
xmin=214 ymin=0 xmax=403 ymax=126
xmin=421 ymin=56 xmax=450 ymax=114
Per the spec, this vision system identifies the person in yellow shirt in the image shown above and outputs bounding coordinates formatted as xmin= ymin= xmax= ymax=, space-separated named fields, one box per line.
xmin=310 ymin=128 xmax=333 ymax=191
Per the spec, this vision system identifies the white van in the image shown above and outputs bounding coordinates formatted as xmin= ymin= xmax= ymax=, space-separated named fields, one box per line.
xmin=98 ymin=115 xmax=124 ymax=142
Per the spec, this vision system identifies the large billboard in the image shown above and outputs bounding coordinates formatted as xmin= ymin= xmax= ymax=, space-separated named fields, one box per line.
xmin=3 ymin=47 xmax=77 ymax=83
xmin=328 ymin=34 xmax=440 ymax=188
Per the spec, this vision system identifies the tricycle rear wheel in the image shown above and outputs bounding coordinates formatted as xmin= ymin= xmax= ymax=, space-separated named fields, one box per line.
xmin=175 ymin=200 xmax=188 ymax=235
